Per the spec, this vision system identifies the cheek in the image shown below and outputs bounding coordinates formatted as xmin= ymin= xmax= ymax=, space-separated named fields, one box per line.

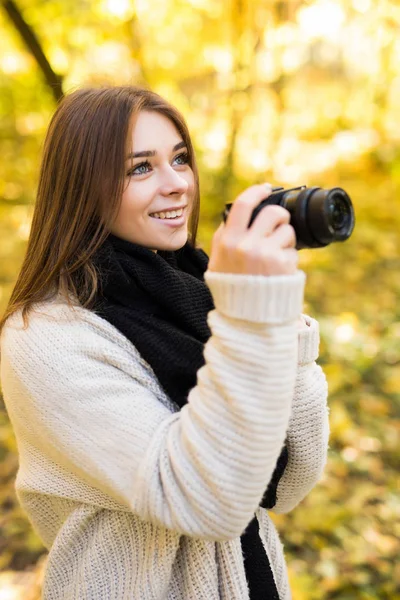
xmin=121 ymin=182 xmax=152 ymax=215
xmin=187 ymin=174 xmax=196 ymax=200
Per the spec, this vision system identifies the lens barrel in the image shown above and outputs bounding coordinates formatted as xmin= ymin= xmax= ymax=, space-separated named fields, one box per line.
xmin=282 ymin=187 xmax=355 ymax=248
xmin=222 ymin=185 xmax=355 ymax=250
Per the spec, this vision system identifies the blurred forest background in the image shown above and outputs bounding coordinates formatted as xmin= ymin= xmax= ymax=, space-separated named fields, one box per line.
xmin=0 ymin=0 xmax=399 ymax=598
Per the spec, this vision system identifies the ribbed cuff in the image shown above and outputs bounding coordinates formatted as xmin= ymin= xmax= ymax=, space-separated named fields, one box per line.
xmin=297 ymin=315 xmax=320 ymax=364
xmin=204 ymin=270 xmax=306 ymax=324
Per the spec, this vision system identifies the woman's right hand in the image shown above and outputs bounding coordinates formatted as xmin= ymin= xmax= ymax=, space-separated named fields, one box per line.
xmin=208 ymin=184 xmax=298 ymax=276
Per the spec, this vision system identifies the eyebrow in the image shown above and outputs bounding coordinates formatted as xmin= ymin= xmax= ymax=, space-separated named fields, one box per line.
xmin=126 ymin=141 xmax=187 ymax=161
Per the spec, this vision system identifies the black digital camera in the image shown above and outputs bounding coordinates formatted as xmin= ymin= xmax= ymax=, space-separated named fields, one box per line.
xmin=222 ymin=185 xmax=355 ymax=249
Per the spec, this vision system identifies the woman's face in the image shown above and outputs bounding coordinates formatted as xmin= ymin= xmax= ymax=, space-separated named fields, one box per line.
xmin=110 ymin=110 xmax=195 ymax=252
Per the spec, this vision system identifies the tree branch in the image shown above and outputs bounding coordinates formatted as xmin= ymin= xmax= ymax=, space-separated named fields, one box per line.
xmin=2 ymin=0 xmax=64 ymax=102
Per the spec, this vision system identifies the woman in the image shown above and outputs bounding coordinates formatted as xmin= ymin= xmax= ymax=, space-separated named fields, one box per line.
xmin=0 ymin=86 xmax=329 ymax=599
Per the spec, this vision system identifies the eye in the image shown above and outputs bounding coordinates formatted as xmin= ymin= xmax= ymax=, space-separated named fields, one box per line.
xmin=127 ymin=161 xmax=152 ymax=177
xmin=126 ymin=152 xmax=189 ymax=178
xmin=173 ymin=152 xmax=189 ymax=166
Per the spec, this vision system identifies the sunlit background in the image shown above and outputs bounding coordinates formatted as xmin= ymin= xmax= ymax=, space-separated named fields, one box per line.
xmin=0 ymin=0 xmax=399 ymax=598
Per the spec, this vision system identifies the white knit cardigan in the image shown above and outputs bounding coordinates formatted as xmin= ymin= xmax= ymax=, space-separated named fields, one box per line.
xmin=0 ymin=269 xmax=329 ymax=600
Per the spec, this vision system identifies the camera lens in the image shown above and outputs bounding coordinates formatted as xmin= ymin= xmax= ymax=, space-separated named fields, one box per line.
xmin=223 ymin=184 xmax=355 ymax=249
xmin=307 ymin=188 xmax=355 ymax=245
xmin=328 ymin=194 xmax=350 ymax=231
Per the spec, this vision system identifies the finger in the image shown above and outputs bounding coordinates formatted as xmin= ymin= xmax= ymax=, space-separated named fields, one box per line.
xmin=224 ymin=183 xmax=272 ymax=235
xmin=246 ymin=204 xmax=291 ymax=238
xmin=268 ymin=223 xmax=296 ymax=249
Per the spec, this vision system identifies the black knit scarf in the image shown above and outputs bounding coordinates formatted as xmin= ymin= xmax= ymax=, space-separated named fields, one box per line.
xmin=92 ymin=233 xmax=286 ymax=600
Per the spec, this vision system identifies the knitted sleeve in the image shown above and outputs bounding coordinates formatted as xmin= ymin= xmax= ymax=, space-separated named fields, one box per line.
xmin=1 ymin=271 xmax=305 ymax=542
xmin=268 ymin=315 xmax=330 ymax=513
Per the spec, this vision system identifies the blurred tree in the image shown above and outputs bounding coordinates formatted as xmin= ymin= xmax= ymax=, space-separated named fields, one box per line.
xmin=3 ymin=0 xmax=64 ymax=101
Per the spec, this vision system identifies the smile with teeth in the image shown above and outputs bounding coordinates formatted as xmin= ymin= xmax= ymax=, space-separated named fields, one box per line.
xmin=150 ymin=208 xmax=184 ymax=220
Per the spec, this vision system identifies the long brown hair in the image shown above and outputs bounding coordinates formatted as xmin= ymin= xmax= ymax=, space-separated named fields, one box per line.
xmin=0 ymin=86 xmax=201 ymax=335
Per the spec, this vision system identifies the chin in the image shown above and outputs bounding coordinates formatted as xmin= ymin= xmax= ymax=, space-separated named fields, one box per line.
xmin=152 ymin=230 xmax=189 ymax=252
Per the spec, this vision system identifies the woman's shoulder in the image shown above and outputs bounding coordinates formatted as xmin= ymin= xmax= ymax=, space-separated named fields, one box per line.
xmin=1 ymin=293 xmax=137 ymax=360
xmin=1 ymin=294 xmax=174 ymax=412
xmin=4 ymin=293 xmax=81 ymax=328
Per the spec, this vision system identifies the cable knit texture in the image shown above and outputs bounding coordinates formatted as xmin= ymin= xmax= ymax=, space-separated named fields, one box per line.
xmin=0 ymin=269 xmax=329 ymax=600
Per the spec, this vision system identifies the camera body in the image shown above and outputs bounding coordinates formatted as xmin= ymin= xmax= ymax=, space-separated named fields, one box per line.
xmin=222 ymin=185 xmax=355 ymax=250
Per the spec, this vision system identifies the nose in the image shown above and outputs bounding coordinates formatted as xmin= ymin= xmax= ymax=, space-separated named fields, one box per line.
xmin=158 ymin=165 xmax=189 ymax=196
